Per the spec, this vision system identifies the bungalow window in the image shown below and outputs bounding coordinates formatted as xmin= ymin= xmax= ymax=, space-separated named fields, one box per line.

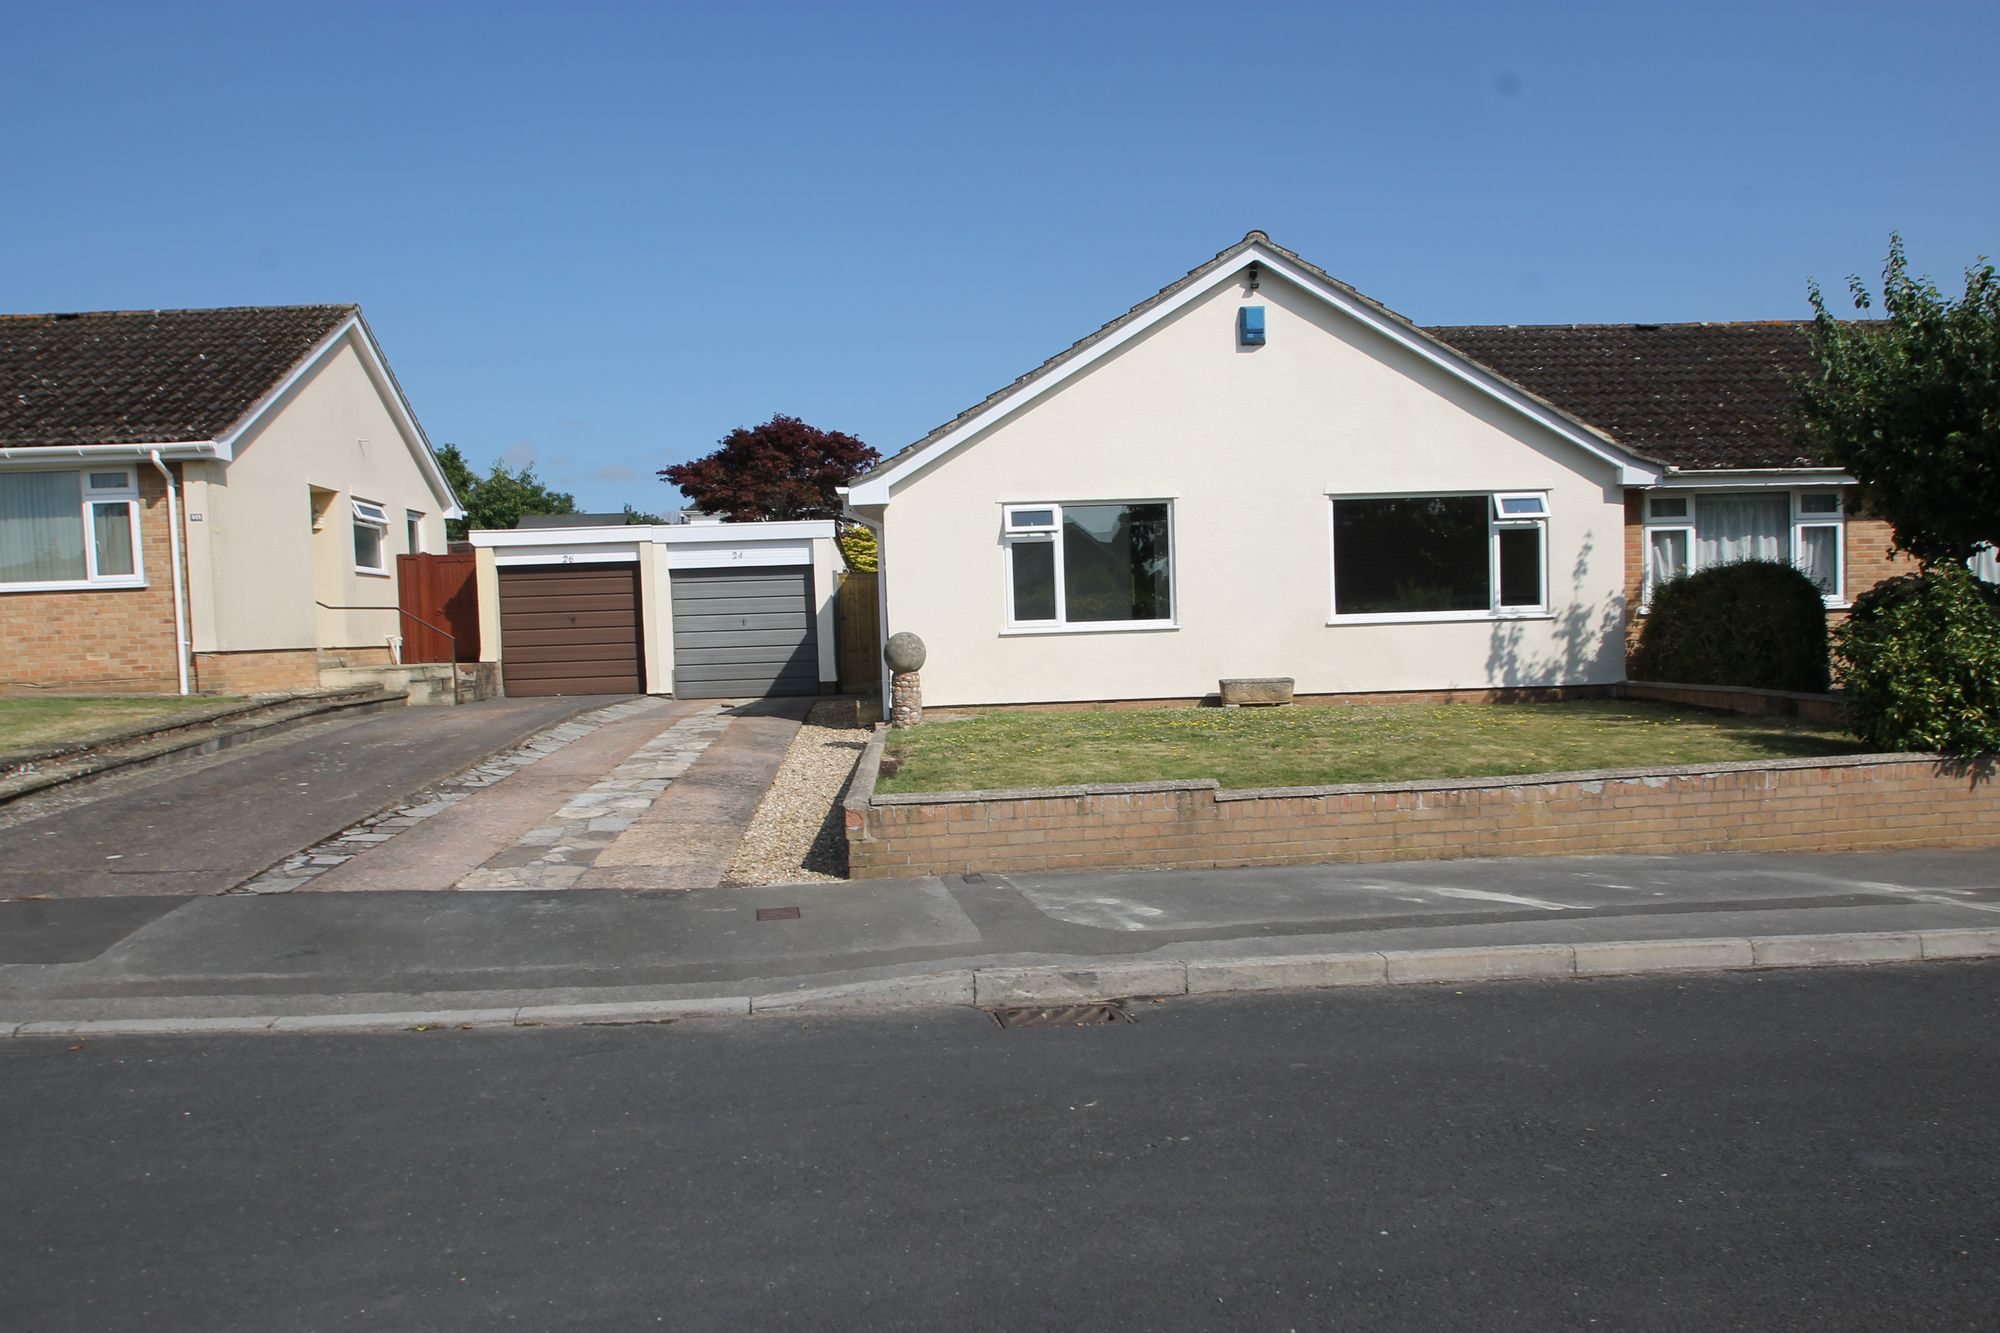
xmin=353 ymin=499 xmax=390 ymax=575
xmin=406 ymin=510 xmax=424 ymax=554
xmin=1003 ymin=502 xmax=1173 ymax=628
xmin=1329 ymin=493 xmax=1548 ymax=619
xmin=1643 ymin=491 xmax=1845 ymax=604
xmin=0 ymin=469 xmax=143 ymax=590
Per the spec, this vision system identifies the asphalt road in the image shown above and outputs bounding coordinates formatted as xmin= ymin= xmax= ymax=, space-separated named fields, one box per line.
xmin=5 ymin=962 xmax=1998 ymax=1331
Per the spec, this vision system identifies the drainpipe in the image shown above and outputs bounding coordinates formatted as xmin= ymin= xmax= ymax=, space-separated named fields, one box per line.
xmin=146 ymin=451 xmax=192 ymax=696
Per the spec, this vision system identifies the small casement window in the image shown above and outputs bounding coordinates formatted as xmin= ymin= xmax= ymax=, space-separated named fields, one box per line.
xmin=1641 ymin=490 xmax=1847 ymax=605
xmin=0 ymin=468 xmax=143 ymax=589
xmin=1328 ymin=492 xmax=1548 ymax=618
xmin=353 ymin=498 xmax=390 ymax=574
xmin=405 ymin=510 xmax=424 ymax=554
xmin=1003 ymin=501 xmax=1174 ymax=628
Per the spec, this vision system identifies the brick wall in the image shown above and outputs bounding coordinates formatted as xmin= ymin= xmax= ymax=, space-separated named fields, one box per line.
xmin=845 ymin=744 xmax=2000 ymax=879
xmin=0 ymin=466 xmax=184 ymax=694
xmin=192 ymin=649 xmax=321 ymax=694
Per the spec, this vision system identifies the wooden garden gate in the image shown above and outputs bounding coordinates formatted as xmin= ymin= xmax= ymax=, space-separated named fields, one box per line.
xmin=396 ymin=552 xmax=480 ymax=663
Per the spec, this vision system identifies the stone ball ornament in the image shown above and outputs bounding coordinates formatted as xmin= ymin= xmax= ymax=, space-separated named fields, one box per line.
xmin=884 ymin=631 xmax=927 ymax=674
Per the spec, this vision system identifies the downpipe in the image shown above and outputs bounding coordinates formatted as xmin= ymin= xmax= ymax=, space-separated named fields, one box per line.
xmin=146 ymin=450 xmax=192 ymax=696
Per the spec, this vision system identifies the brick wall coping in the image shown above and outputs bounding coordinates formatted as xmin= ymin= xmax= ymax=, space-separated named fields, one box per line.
xmin=1621 ymin=680 xmax=1846 ymax=706
xmin=849 ymin=725 xmax=1965 ymax=812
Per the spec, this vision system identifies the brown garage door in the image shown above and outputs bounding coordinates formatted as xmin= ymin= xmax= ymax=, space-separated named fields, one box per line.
xmin=497 ymin=563 xmax=644 ymax=697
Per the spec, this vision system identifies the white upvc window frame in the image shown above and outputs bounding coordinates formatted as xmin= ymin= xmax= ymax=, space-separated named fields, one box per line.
xmin=406 ymin=509 xmax=424 ymax=555
xmin=1641 ymin=488 xmax=1847 ymax=609
xmin=1000 ymin=499 xmax=1178 ymax=634
xmin=0 ymin=467 xmax=147 ymax=593
xmin=1326 ymin=490 xmax=1552 ymax=625
xmin=352 ymin=498 xmax=391 ymax=576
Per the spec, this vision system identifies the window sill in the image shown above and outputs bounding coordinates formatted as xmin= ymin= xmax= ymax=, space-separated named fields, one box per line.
xmin=1000 ymin=621 xmax=1180 ymax=637
xmin=354 ymin=568 xmax=392 ymax=579
xmin=1326 ymin=610 xmax=1554 ymax=626
xmin=0 ymin=578 xmax=148 ymax=594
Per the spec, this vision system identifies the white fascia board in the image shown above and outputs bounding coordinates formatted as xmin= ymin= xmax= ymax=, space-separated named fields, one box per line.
xmin=1651 ymin=469 xmax=1857 ymax=490
xmin=467 ymin=519 xmax=835 ymax=549
xmin=213 ymin=312 xmax=466 ymax=519
xmin=0 ymin=442 xmax=220 ymax=467
xmin=846 ymin=242 xmax=1664 ymax=505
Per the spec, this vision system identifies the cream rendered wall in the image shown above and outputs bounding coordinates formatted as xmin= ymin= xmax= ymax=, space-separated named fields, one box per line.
xmin=193 ymin=336 xmax=452 ymax=654
xmin=877 ymin=272 xmax=1630 ymax=707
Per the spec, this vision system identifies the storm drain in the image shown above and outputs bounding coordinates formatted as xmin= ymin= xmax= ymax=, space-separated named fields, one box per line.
xmin=986 ymin=1002 xmax=1133 ymax=1029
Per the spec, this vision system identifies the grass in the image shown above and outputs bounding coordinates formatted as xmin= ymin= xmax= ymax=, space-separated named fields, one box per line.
xmin=0 ymin=696 xmax=240 ymax=753
xmin=875 ymin=700 xmax=1871 ymax=794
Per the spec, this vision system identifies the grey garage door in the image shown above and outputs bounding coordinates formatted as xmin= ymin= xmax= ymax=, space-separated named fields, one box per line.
xmin=670 ymin=566 xmax=818 ymax=698
xmin=497 ymin=563 xmax=645 ymax=697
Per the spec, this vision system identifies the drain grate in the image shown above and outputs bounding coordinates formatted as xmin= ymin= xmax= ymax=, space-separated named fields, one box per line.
xmin=986 ymin=1002 xmax=1133 ymax=1029
xmin=754 ymin=906 xmax=801 ymax=922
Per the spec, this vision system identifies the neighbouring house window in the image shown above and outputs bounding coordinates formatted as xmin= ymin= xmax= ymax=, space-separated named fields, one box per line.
xmin=353 ymin=498 xmax=390 ymax=574
xmin=1974 ymin=545 xmax=1999 ymax=585
xmin=406 ymin=510 xmax=424 ymax=554
xmin=1643 ymin=490 xmax=1845 ymax=604
xmin=0 ymin=468 xmax=143 ymax=589
xmin=1329 ymin=493 xmax=1548 ymax=618
xmin=1002 ymin=502 xmax=1173 ymax=627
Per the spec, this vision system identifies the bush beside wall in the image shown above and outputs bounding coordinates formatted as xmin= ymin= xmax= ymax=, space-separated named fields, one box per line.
xmin=1630 ymin=561 xmax=1831 ymax=693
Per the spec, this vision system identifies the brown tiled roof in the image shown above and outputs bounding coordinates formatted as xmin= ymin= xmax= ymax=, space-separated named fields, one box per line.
xmin=1424 ymin=322 xmax=1828 ymax=472
xmin=0 ymin=304 xmax=355 ymax=447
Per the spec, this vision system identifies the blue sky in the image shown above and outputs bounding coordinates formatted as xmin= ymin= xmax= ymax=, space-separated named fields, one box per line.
xmin=6 ymin=2 xmax=1992 ymax=513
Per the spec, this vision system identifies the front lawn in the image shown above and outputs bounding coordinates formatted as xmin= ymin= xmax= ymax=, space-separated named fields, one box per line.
xmin=875 ymin=700 xmax=1869 ymax=794
xmin=0 ymin=696 xmax=239 ymax=754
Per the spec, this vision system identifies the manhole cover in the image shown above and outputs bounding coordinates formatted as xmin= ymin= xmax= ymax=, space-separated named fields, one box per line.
xmin=986 ymin=1003 xmax=1133 ymax=1029
xmin=754 ymin=907 xmax=800 ymax=922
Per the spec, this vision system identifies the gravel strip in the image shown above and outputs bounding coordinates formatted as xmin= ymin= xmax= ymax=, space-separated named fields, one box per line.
xmin=725 ymin=701 xmax=870 ymax=885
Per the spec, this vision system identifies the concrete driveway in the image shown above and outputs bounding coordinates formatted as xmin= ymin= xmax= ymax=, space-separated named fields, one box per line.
xmin=0 ymin=697 xmax=598 ymax=900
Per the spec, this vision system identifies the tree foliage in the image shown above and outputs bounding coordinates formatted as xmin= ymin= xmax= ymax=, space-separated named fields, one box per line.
xmin=1628 ymin=560 xmax=1832 ymax=692
xmin=435 ymin=443 xmax=577 ymax=540
xmin=835 ymin=524 xmax=878 ymax=573
xmin=1800 ymin=236 xmax=2000 ymax=566
xmin=1834 ymin=564 xmax=2000 ymax=756
xmin=661 ymin=415 xmax=879 ymax=521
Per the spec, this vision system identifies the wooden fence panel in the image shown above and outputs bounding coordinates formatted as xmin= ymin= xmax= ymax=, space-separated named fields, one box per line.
xmin=835 ymin=571 xmax=881 ymax=694
xmin=397 ymin=552 xmax=480 ymax=662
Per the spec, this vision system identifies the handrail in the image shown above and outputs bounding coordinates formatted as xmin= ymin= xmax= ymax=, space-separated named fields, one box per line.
xmin=315 ymin=601 xmax=461 ymax=705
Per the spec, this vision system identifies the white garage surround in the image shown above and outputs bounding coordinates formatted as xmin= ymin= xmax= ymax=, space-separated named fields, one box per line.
xmin=468 ymin=521 xmax=839 ymax=697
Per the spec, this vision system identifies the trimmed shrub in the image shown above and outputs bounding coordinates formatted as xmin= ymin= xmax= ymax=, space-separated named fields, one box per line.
xmin=1630 ymin=560 xmax=1832 ymax=692
xmin=835 ymin=524 xmax=878 ymax=573
xmin=1833 ymin=564 xmax=2000 ymax=755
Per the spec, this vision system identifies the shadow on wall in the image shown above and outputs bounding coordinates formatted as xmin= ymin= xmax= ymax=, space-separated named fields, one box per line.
xmin=1485 ymin=531 xmax=1626 ymax=689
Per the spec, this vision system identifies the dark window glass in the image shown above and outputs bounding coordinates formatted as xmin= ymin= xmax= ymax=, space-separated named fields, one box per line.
xmin=1061 ymin=503 xmax=1171 ymax=622
xmin=1010 ymin=539 xmax=1056 ymax=621
xmin=1333 ymin=496 xmax=1488 ymax=614
xmin=1497 ymin=526 xmax=1542 ymax=607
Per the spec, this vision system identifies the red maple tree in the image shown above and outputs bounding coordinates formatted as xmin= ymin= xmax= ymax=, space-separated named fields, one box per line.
xmin=660 ymin=415 xmax=880 ymax=521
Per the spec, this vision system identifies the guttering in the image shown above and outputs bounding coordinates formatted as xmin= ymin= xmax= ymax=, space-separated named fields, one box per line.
xmin=1653 ymin=467 xmax=1857 ymax=490
xmin=0 ymin=441 xmax=220 ymax=465
xmin=145 ymin=451 xmax=193 ymax=696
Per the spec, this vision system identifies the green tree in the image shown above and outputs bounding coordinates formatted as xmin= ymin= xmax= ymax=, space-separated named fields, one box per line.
xmin=1801 ymin=236 xmax=2000 ymax=566
xmin=621 ymin=504 xmax=665 ymax=525
xmin=435 ymin=444 xmax=578 ymax=540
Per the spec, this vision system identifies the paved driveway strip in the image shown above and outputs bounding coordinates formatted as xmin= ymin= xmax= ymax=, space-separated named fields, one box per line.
xmin=0 ymin=697 xmax=598 ymax=901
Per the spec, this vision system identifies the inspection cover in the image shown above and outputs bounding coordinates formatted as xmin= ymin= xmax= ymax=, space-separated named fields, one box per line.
xmin=986 ymin=1003 xmax=1133 ymax=1029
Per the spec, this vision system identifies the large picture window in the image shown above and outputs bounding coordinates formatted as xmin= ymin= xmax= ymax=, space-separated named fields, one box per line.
xmin=1003 ymin=501 xmax=1173 ymax=628
xmin=1643 ymin=490 xmax=1845 ymax=604
xmin=0 ymin=469 xmax=143 ymax=590
xmin=1329 ymin=493 xmax=1548 ymax=619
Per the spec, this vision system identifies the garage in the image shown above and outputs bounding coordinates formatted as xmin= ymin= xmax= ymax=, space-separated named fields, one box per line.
xmin=670 ymin=566 xmax=818 ymax=698
xmin=496 ymin=563 xmax=644 ymax=697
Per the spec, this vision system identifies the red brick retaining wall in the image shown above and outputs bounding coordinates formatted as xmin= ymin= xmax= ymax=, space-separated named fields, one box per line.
xmin=844 ymin=745 xmax=1999 ymax=879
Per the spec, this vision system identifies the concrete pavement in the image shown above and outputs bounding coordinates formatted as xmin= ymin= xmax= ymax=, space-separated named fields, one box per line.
xmin=3 ymin=849 xmax=1997 ymax=1031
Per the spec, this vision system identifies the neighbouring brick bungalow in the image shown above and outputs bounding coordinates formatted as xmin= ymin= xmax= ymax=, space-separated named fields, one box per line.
xmin=0 ymin=306 xmax=462 ymax=694
xmin=841 ymin=232 xmax=1919 ymax=709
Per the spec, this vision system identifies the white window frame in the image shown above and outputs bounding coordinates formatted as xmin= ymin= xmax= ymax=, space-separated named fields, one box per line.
xmin=1326 ymin=491 xmax=1551 ymax=624
xmin=352 ymin=498 xmax=391 ymax=576
xmin=406 ymin=509 xmax=425 ymax=555
xmin=1641 ymin=489 xmax=1846 ymax=609
xmin=1001 ymin=500 xmax=1178 ymax=633
xmin=0 ymin=467 xmax=146 ymax=592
